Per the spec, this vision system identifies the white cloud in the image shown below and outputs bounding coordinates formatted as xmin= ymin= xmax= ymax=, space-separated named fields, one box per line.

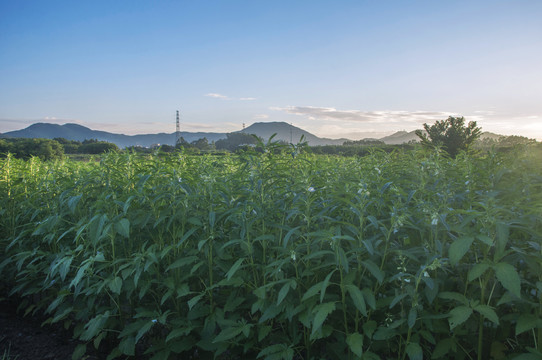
xmin=272 ymin=106 xmax=458 ymax=124
xmin=253 ymin=114 xmax=269 ymax=120
xmin=205 ymin=93 xmax=229 ymax=99
xmin=240 ymin=97 xmax=257 ymax=101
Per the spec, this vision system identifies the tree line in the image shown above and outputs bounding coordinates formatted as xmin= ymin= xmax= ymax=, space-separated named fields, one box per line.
xmin=0 ymin=138 xmax=119 ymax=160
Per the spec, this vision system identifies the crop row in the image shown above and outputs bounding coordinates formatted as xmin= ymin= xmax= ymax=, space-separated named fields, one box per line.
xmin=1 ymin=144 xmax=541 ymax=359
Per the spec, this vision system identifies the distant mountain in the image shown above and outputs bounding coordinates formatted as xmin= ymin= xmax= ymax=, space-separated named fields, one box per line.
xmin=379 ymin=130 xmax=419 ymax=145
xmin=240 ymin=122 xmax=346 ymax=146
xmin=0 ymin=122 xmax=509 ymax=148
xmin=1 ymin=121 xmax=347 ymax=147
xmin=1 ymin=123 xmax=227 ymax=148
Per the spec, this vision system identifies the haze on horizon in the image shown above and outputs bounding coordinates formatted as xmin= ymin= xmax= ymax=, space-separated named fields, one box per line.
xmin=1 ymin=1 xmax=541 ymax=140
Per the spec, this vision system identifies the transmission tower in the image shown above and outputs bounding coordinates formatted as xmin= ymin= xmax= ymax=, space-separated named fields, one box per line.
xmin=175 ymin=110 xmax=180 ymax=145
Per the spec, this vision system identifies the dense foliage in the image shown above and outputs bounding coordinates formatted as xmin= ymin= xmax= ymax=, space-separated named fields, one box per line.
xmin=416 ymin=117 xmax=482 ymax=158
xmin=1 ymin=144 xmax=541 ymax=360
xmin=0 ymin=138 xmax=64 ymax=160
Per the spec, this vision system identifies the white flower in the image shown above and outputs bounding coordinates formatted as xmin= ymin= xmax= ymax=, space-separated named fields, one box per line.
xmin=403 ymin=278 xmax=411 ymax=283
xmin=423 ymin=271 xmax=430 ymax=278
xmin=431 ymin=215 xmax=439 ymax=226
xmin=290 ymin=250 xmax=296 ymax=261
xmin=308 ymin=186 xmax=315 ymax=192
xmin=151 ymin=319 xmax=158 ymax=323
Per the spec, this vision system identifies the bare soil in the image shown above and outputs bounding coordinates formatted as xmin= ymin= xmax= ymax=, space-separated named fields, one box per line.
xmin=0 ymin=295 xmax=104 ymax=360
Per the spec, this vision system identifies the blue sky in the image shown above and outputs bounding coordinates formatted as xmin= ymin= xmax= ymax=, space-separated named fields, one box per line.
xmin=1 ymin=0 xmax=541 ymax=139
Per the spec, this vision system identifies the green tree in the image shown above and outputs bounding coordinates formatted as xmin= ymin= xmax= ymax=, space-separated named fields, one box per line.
xmin=215 ymin=133 xmax=259 ymax=151
xmin=415 ymin=116 xmax=482 ymax=157
xmin=191 ymin=137 xmax=213 ymax=151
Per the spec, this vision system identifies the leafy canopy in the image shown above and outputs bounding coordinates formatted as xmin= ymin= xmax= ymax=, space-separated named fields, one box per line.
xmin=415 ymin=116 xmax=481 ymax=157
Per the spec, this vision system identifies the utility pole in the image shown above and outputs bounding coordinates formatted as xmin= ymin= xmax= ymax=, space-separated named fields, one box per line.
xmin=290 ymin=123 xmax=293 ymax=144
xmin=175 ymin=110 xmax=180 ymax=145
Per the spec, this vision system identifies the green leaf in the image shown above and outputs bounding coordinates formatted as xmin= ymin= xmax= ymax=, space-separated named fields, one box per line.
xmin=165 ymin=256 xmax=198 ymax=272
xmin=59 ymin=256 xmax=73 ymax=281
xmin=495 ymin=221 xmax=509 ymax=260
xmin=408 ymin=308 xmax=417 ymax=329
xmin=257 ymin=344 xmax=293 ymax=359
xmin=512 ymin=354 xmax=542 ymax=360
xmin=474 ymin=305 xmax=499 ymax=325
xmin=187 ymin=294 xmax=204 ymax=310
xmin=70 ymin=261 xmax=92 ymax=289
xmin=311 ymin=302 xmax=336 ymax=338
xmin=438 ymin=291 xmax=469 ymax=306
xmin=362 ymin=320 xmax=377 ymax=339
xmin=72 ymin=343 xmax=87 ymax=360
xmin=405 ymin=342 xmax=423 ymax=360
xmin=467 ymin=263 xmax=490 ymax=282
xmin=277 ymin=281 xmax=291 ymax=306
xmin=259 ymin=303 xmax=283 ymax=323
xmin=52 ymin=307 xmax=74 ymax=323
xmin=68 ymin=195 xmax=82 ymax=214
xmin=118 ymin=336 xmax=136 ymax=356
xmin=362 ymin=288 xmax=376 ymax=310
xmin=301 ymin=282 xmax=322 ymax=302
xmin=390 ymin=293 xmax=408 ymax=309
xmin=448 ymin=306 xmax=472 ymax=330
xmin=166 ymin=325 xmax=194 ymax=343
xmin=476 ymin=234 xmax=493 ymax=246
xmin=213 ymin=325 xmax=244 ymax=343
xmin=135 ymin=320 xmax=154 ymax=344
xmin=337 ymin=247 xmax=349 ymax=273
xmin=108 ymin=276 xmax=123 ymax=295
xmin=431 ymin=338 xmax=455 ymax=359
xmin=345 ymin=284 xmax=367 ymax=316
xmin=282 ymin=226 xmax=300 ymax=248
xmin=81 ymin=311 xmax=110 ymax=341
xmin=226 ymin=258 xmax=245 ymax=280
xmin=361 ymin=260 xmax=384 ymax=284
xmin=346 ymin=332 xmax=364 ymax=357
xmin=516 ymin=314 xmax=538 ymax=336
xmin=320 ymin=270 xmax=336 ymax=303
xmin=448 ymin=236 xmax=474 ymax=266
xmin=115 ymin=218 xmax=130 ymax=238
xmin=494 ymin=262 xmax=521 ymax=298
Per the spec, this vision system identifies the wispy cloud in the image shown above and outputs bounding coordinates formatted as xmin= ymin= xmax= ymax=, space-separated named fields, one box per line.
xmin=272 ymin=106 xmax=459 ymax=124
xmin=205 ymin=93 xmax=257 ymax=101
xmin=253 ymin=114 xmax=269 ymax=120
xmin=205 ymin=93 xmax=229 ymax=100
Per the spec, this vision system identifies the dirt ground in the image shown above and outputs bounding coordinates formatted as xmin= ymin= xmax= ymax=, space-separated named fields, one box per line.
xmin=0 ymin=295 xmax=103 ymax=360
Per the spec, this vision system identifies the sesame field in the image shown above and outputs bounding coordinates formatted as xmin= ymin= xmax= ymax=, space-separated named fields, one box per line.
xmin=1 ymin=143 xmax=541 ymax=360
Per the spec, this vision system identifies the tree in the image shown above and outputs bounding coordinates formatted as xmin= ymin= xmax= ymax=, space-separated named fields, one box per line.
xmin=215 ymin=133 xmax=259 ymax=151
xmin=78 ymin=141 xmax=119 ymax=154
xmin=415 ymin=116 xmax=481 ymax=157
xmin=191 ymin=137 xmax=212 ymax=151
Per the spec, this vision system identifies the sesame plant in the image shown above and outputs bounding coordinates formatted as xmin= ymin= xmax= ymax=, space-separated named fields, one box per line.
xmin=0 ymin=143 xmax=541 ymax=360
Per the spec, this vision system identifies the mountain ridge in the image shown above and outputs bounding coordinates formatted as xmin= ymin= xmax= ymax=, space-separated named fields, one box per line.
xmin=1 ymin=122 xmax=505 ymax=148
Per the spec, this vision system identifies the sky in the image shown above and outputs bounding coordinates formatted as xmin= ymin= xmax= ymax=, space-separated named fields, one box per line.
xmin=1 ymin=0 xmax=541 ymax=140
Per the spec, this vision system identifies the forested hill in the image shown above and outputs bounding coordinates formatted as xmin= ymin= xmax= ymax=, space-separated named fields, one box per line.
xmin=1 ymin=123 xmax=227 ymax=148
xmin=2 ymin=122 xmax=347 ymax=147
